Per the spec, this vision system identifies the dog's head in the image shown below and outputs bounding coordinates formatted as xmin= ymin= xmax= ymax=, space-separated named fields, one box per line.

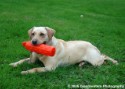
xmin=28 ymin=27 xmax=55 ymax=45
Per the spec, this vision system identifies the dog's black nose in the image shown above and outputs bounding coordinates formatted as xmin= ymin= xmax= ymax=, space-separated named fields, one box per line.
xmin=32 ymin=40 xmax=37 ymax=45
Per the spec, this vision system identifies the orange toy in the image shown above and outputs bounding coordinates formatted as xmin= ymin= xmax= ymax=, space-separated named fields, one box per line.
xmin=22 ymin=41 xmax=56 ymax=56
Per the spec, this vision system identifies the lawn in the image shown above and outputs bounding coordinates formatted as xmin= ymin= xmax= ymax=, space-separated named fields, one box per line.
xmin=0 ymin=0 xmax=125 ymax=89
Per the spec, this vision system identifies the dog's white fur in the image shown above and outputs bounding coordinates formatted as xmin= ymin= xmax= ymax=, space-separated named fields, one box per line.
xmin=9 ymin=27 xmax=118 ymax=74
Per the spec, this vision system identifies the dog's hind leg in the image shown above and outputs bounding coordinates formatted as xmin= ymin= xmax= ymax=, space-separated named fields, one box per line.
xmin=78 ymin=61 xmax=85 ymax=67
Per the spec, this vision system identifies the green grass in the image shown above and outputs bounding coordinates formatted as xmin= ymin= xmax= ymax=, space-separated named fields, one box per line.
xmin=0 ymin=0 xmax=125 ymax=89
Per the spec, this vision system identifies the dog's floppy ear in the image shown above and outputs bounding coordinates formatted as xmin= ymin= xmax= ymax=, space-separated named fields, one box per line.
xmin=45 ymin=27 xmax=55 ymax=40
xmin=28 ymin=27 xmax=34 ymax=39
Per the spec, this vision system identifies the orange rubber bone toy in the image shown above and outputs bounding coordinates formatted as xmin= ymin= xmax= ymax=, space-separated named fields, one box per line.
xmin=22 ymin=41 xmax=56 ymax=56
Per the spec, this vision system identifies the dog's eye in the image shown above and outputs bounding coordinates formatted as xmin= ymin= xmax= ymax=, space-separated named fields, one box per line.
xmin=31 ymin=33 xmax=35 ymax=36
xmin=40 ymin=33 xmax=44 ymax=36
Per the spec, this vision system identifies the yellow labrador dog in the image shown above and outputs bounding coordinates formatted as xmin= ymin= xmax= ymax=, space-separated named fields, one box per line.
xmin=9 ymin=27 xmax=118 ymax=75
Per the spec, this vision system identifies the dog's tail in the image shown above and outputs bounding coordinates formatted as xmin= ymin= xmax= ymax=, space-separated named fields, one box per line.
xmin=101 ymin=54 xmax=118 ymax=65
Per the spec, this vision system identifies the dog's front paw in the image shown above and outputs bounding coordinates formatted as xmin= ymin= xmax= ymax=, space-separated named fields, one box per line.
xmin=113 ymin=60 xmax=118 ymax=65
xmin=21 ymin=71 xmax=28 ymax=75
xmin=9 ymin=63 xmax=18 ymax=67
